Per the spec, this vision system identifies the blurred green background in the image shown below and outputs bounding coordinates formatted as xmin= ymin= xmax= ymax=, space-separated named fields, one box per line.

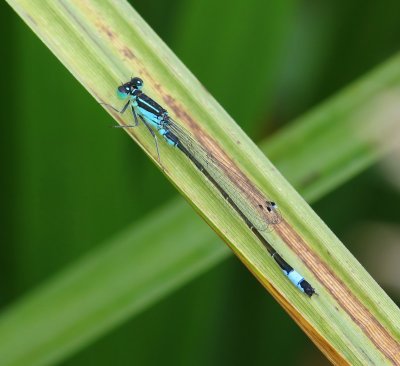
xmin=1 ymin=0 xmax=400 ymax=365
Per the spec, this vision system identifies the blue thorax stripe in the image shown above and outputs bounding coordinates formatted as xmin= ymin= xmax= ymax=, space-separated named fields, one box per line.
xmin=137 ymin=93 xmax=166 ymax=116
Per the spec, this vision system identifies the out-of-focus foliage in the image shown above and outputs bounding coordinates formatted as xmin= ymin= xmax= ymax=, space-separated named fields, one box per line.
xmin=1 ymin=0 xmax=400 ymax=365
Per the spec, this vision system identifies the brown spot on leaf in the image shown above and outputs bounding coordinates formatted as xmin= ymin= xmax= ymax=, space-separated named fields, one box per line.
xmin=121 ymin=47 xmax=135 ymax=60
xmin=98 ymin=23 xmax=115 ymax=40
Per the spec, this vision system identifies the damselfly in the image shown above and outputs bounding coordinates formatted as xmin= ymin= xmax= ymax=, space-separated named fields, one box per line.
xmin=102 ymin=77 xmax=315 ymax=297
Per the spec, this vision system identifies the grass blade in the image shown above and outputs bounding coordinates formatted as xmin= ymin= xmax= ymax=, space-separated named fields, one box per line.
xmin=3 ymin=0 xmax=400 ymax=365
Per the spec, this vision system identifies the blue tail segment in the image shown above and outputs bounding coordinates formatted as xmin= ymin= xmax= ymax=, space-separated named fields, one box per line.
xmin=272 ymin=253 xmax=314 ymax=296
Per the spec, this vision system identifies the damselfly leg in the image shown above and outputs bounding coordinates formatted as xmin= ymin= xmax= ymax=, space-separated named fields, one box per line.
xmin=102 ymin=100 xmax=163 ymax=165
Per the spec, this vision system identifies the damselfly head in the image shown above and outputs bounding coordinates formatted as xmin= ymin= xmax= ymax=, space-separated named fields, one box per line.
xmin=117 ymin=77 xmax=144 ymax=99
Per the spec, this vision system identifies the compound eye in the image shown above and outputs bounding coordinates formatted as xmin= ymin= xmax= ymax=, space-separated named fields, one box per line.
xmin=117 ymin=85 xmax=129 ymax=100
xmin=134 ymin=77 xmax=144 ymax=88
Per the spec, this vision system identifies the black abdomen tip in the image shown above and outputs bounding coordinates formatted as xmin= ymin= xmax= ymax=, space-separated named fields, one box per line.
xmin=300 ymin=280 xmax=316 ymax=297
